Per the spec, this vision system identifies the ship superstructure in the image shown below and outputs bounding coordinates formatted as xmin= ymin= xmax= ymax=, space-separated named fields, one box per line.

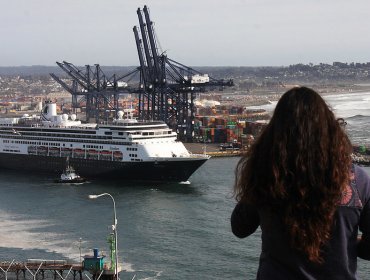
xmin=0 ymin=102 xmax=209 ymax=181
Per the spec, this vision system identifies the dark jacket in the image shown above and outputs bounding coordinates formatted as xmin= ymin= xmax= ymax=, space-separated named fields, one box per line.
xmin=231 ymin=165 xmax=370 ymax=279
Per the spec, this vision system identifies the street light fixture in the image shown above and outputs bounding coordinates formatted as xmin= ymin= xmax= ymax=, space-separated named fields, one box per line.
xmin=88 ymin=193 xmax=119 ymax=280
xmin=79 ymin=237 xmax=82 ymax=264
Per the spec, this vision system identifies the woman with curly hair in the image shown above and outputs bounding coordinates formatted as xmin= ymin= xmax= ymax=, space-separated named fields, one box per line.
xmin=231 ymin=87 xmax=370 ymax=279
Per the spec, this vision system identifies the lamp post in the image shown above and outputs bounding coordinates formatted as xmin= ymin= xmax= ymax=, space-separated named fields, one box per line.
xmin=88 ymin=193 xmax=119 ymax=280
xmin=79 ymin=237 xmax=82 ymax=264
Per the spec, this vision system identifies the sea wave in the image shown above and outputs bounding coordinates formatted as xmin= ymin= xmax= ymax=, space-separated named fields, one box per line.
xmin=0 ymin=210 xmax=94 ymax=262
xmin=346 ymin=114 xmax=370 ymax=120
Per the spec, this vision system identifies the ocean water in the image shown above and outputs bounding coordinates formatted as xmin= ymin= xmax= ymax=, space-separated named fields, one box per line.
xmin=0 ymin=92 xmax=369 ymax=280
xmin=324 ymin=92 xmax=370 ymax=146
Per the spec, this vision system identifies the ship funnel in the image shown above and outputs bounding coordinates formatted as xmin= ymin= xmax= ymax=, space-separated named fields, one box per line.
xmin=41 ymin=102 xmax=57 ymax=121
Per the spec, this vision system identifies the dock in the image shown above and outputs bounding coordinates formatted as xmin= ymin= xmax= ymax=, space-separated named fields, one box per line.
xmin=0 ymin=259 xmax=114 ymax=280
xmin=0 ymin=260 xmax=82 ymax=280
xmin=184 ymin=142 xmax=243 ymax=157
xmin=184 ymin=143 xmax=370 ymax=163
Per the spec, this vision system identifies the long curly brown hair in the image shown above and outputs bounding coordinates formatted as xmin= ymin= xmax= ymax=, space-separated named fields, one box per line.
xmin=234 ymin=87 xmax=352 ymax=263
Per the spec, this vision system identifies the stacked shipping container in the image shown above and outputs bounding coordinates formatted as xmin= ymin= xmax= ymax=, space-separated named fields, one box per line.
xmin=194 ymin=116 xmax=267 ymax=144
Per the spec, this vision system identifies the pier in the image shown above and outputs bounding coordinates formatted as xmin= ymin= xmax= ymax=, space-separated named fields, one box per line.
xmin=184 ymin=142 xmax=242 ymax=157
xmin=0 ymin=259 xmax=114 ymax=280
xmin=0 ymin=260 xmax=82 ymax=280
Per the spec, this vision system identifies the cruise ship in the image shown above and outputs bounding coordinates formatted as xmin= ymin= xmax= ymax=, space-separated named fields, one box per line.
xmin=0 ymin=102 xmax=209 ymax=182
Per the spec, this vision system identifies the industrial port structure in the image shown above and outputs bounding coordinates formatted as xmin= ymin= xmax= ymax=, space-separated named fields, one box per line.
xmin=50 ymin=5 xmax=233 ymax=141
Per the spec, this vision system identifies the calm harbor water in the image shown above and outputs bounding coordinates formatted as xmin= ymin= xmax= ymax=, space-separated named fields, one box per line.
xmin=0 ymin=91 xmax=370 ymax=279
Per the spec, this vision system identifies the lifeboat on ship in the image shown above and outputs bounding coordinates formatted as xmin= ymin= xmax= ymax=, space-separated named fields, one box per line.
xmin=28 ymin=146 xmax=37 ymax=155
xmin=37 ymin=146 xmax=48 ymax=156
xmin=49 ymin=147 xmax=60 ymax=156
xmin=87 ymin=149 xmax=99 ymax=159
xmin=73 ymin=148 xmax=85 ymax=159
xmin=113 ymin=151 xmax=123 ymax=161
xmin=61 ymin=148 xmax=72 ymax=157
xmin=99 ymin=150 xmax=112 ymax=160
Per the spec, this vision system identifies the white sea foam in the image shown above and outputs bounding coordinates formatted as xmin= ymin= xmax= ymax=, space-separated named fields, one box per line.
xmin=134 ymin=270 xmax=162 ymax=280
xmin=326 ymin=93 xmax=370 ymax=118
xmin=248 ymin=91 xmax=370 ymax=119
xmin=179 ymin=180 xmax=191 ymax=185
xmin=121 ymin=262 xmax=135 ymax=272
xmin=0 ymin=209 xmax=136 ymax=273
xmin=0 ymin=210 xmax=82 ymax=259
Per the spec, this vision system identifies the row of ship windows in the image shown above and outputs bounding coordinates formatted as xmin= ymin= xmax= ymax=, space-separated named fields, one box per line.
xmin=106 ymin=122 xmax=166 ymax=129
xmin=4 ymin=140 xmax=62 ymax=146
xmin=3 ymin=139 xmax=170 ymax=152
xmin=142 ymin=131 xmax=172 ymax=136
xmin=3 ymin=136 xmax=175 ymax=147
xmin=1 ymin=135 xmax=132 ymax=146
xmin=97 ymin=131 xmax=170 ymax=136
xmin=3 ymin=145 xmax=143 ymax=161
xmin=1 ymin=131 xmax=174 ymax=142
xmin=4 ymin=140 xmax=106 ymax=150
xmin=1 ymin=131 xmax=111 ymax=139
xmin=131 ymin=136 xmax=174 ymax=140
xmin=9 ymin=126 xmax=96 ymax=134
xmin=85 ymin=145 xmax=103 ymax=149
xmin=3 ymin=140 xmax=139 ymax=152
xmin=3 ymin=129 xmax=171 ymax=137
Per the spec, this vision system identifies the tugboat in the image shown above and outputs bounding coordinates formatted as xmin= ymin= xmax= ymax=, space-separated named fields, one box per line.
xmin=55 ymin=158 xmax=86 ymax=183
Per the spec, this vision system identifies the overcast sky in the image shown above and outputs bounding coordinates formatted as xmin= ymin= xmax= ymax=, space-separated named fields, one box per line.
xmin=1 ymin=0 xmax=370 ymax=67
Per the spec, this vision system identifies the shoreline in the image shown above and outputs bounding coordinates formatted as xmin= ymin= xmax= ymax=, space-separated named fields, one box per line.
xmin=184 ymin=143 xmax=242 ymax=157
xmin=237 ymin=87 xmax=370 ymax=108
xmin=184 ymin=143 xmax=370 ymax=166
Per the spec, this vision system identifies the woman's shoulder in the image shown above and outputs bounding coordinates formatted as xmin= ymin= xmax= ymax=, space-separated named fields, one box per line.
xmin=353 ymin=165 xmax=370 ymax=185
xmin=353 ymin=165 xmax=370 ymax=205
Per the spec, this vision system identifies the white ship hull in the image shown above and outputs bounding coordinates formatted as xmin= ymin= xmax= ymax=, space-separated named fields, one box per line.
xmin=0 ymin=102 xmax=209 ymax=182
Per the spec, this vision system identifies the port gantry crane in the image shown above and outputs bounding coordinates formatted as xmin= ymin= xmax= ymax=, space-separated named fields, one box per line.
xmin=50 ymin=62 xmax=140 ymax=123
xmin=51 ymin=5 xmax=233 ymax=141
xmin=133 ymin=5 xmax=233 ymax=141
